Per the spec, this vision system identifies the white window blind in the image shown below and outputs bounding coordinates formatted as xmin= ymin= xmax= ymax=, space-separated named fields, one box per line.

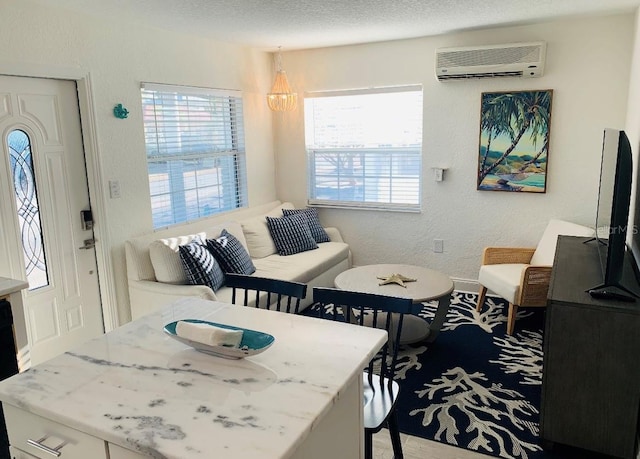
xmin=304 ymin=86 xmax=423 ymax=211
xmin=141 ymin=83 xmax=248 ymax=228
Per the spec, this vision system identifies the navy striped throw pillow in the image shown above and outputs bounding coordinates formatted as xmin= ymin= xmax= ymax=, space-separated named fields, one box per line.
xmin=178 ymin=238 xmax=225 ymax=291
xmin=266 ymin=213 xmax=318 ymax=256
xmin=206 ymin=229 xmax=256 ymax=275
xmin=282 ymin=207 xmax=330 ymax=243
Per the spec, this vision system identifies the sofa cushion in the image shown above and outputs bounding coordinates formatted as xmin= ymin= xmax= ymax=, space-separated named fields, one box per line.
xmin=266 ymin=213 xmax=318 ymax=256
xmin=149 ymin=232 xmax=207 ymax=284
xmin=253 ymin=242 xmax=350 ymax=283
xmin=240 ymin=202 xmax=295 ymax=259
xmin=125 ymin=238 xmax=156 ymax=281
xmin=205 ymin=221 xmax=248 ymax=252
xmin=178 ymin=238 xmax=225 ymax=292
xmin=282 ymin=207 xmax=330 ymax=243
xmin=206 ymin=229 xmax=256 ymax=275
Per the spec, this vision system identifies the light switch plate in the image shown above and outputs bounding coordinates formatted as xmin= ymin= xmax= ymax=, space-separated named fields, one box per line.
xmin=109 ymin=180 xmax=121 ymax=199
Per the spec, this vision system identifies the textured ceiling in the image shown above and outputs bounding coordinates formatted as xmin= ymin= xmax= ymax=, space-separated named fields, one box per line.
xmin=30 ymin=0 xmax=640 ymax=50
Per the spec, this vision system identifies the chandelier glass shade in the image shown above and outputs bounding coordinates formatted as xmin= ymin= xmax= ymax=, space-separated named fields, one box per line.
xmin=267 ymin=49 xmax=297 ymax=111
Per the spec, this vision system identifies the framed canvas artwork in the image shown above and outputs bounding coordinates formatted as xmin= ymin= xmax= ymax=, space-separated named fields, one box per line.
xmin=477 ymin=89 xmax=553 ymax=192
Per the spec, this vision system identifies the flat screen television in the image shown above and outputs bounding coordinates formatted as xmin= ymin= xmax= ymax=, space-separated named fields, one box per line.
xmin=588 ymin=128 xmax=638 ymax=301
xmin=631 ymin=145 xmax=640 ymax=286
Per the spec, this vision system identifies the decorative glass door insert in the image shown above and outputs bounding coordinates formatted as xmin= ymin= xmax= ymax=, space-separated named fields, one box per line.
xmin=7 ymin=129 xmax=49 ymax=290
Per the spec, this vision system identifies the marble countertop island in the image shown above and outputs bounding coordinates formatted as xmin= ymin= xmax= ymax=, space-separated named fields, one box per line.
xmin=0 ymin=298 xmax=386 ymax=459
xmin=0 ymin=277 xmax=28 ymax=298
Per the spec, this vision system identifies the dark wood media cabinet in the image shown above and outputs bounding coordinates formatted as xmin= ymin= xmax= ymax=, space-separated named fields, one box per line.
xmin=541 ymin=235 xmax=640 ymax=458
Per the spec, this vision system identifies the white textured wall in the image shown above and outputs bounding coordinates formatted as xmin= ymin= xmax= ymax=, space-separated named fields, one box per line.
xmin=0 ymin=0 xmax=277 ymax=322
xmin=627 ymin=9 xmax=640 ymax=172
xmin=275 ymin=14 xmax=635 ymax=286
xmin=0 ymin=2 xmax=636 ymax=323
xmin=626 ymin=9 xmax=640 ymax=260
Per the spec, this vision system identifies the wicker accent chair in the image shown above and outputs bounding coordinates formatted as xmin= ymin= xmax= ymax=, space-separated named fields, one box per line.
xmin=476 ymin=220 xmax=594 ymax=335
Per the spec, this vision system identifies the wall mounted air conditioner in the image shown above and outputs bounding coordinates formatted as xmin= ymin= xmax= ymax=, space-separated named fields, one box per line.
xmin=435 ymin=42 xmax=546 ymax=81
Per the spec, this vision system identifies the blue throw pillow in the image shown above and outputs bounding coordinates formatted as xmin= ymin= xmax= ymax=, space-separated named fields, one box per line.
xmin=206 ymin=229 xmax=256 ymax=275
xmin=178 ymin=238 xmax=225 ymax=291
xmin=266 ymin=213 xmax=318 ymax=256
xmin=282 ymin=207 xmax=330 ymax=243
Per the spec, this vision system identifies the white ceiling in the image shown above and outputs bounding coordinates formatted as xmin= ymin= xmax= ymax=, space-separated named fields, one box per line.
xmin=31 ymin=0 xmax=640 ymax=51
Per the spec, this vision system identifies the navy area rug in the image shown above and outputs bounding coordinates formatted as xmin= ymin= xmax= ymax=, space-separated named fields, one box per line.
xmin=303 ymin=291 xmax=612 ymax=459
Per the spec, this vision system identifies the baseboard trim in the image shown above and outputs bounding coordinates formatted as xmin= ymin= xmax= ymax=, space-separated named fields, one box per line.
xmin=451 ymin=277 xmax=479 ymax=293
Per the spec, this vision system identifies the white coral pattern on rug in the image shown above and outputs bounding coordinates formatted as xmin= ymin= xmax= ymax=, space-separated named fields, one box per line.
xmin=309 ymin=291 xmax=546 ymax=459
xmin=409 ymin=367 xmax=542 ymax=459
xmin=416 ymin=292 xmax=534 ymax=334
xmin=393 ymin=345 xmax=428 ymax=380
xmin=373 ymin=344 xmax=428 ymax=380
xmin=490 ymin=330 xmax=543 ymax=386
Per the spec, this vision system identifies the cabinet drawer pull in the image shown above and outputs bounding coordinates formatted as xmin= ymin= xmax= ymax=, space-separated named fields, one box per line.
xmin=27 ymin=436 xmax=64 ymax=457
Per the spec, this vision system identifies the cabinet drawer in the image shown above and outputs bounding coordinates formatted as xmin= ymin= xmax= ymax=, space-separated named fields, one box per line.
xmin=4 ymin=404 xmax=107 ymax=459
xmin=9 ymin=445 xmax=39 ymax=458
xmin=109 ymin=443 xmax=146 ymax=459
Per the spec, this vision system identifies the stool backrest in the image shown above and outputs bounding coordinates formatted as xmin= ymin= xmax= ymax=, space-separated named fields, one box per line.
xmin=225 ymin=273 xmax=307 ymax=313
xmin=312 ymin=287 xmax=413 ymax=381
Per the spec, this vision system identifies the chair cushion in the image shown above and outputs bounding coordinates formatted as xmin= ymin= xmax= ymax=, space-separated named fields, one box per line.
xmin=206 ymin=229 xmax=256 ymax=275
xmin=282 ymin=207 xmax=330 ymax=243
xmin=530 ymin=220 xmax=594 ymax=265
xmin=478 ymin=263 xmax=529 ymax=304
xmin=266 ymin=213 xmax=319 ymax=256
xmin=149 ymin=232 xmax=207 ymax=284
xmin=178 ymin=238 xmax=225 ymax=292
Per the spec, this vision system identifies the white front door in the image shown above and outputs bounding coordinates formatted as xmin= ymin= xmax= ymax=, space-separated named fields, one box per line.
xmin=0 ymin=75 xmax=104 ymax=366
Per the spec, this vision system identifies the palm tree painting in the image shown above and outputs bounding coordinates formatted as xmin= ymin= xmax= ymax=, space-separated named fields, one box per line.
xmin=477 ymin=90 xmax=553 ymax=192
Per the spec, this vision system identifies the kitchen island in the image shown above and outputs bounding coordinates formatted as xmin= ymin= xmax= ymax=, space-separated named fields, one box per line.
xmin=0 ymin=298 xmax=386 ymax=459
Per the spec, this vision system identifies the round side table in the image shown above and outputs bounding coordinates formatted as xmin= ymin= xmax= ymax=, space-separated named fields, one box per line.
xmin=334 ymin=264 xmax=454 ymax=344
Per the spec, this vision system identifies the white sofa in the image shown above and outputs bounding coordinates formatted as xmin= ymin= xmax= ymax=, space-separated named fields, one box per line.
xmin=125 ymin=201 xmax=351 ymax=320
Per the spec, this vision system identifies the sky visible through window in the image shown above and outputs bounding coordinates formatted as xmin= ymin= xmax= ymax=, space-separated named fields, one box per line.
xmin=305 ymin=91 xmax=423 ymax=149
xmin=305 ymin=88 xmax=423 ymax=210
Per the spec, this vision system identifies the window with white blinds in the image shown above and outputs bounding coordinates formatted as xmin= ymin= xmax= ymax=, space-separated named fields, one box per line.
xmin=141 ymin=83 xmax=248 ymax=228
xmin=304 ymin=86 xmax=423 ymax=211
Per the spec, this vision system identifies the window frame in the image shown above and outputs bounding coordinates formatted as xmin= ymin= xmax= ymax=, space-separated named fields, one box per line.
xmin=141 ymin=83 xmax=248 ymax=229
xmin=304 ymin=85 xmax=424 ymax=212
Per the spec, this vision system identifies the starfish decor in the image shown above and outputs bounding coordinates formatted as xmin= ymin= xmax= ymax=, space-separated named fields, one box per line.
xmin=377 ymin=273 xmax=417 ymax=288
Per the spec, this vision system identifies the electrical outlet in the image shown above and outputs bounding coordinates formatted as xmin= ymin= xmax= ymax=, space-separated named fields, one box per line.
xmin=434 ymin=239 xmax=444 ymax=253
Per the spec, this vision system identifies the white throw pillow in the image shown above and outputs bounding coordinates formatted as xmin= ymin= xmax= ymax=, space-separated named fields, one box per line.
xmin=240 ymin=203 xmax=295 ymax=258
xmin=149 ymin=232 xmax=206 ymax=283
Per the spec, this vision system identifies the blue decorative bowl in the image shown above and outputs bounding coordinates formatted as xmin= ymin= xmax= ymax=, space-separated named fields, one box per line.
xmin=164 ymin=319 xmax=275 ymax=359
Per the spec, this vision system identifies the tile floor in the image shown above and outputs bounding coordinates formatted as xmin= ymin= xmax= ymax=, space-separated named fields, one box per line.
xmin=373 ymin=429 xmax=494 ymax=459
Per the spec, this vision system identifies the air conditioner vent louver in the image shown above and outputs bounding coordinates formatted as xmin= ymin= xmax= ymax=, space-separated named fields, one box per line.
xmin=437 ymin=45 xmax=542 ymax=68
xmin=438 ymin=71 xmax=524 ymax=80
xmin=436 ymin=42 xmax=546 ymax=81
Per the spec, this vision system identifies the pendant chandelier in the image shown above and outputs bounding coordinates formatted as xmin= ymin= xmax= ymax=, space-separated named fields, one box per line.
xmin=267 ymin=47 xmax=297 ymax=112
